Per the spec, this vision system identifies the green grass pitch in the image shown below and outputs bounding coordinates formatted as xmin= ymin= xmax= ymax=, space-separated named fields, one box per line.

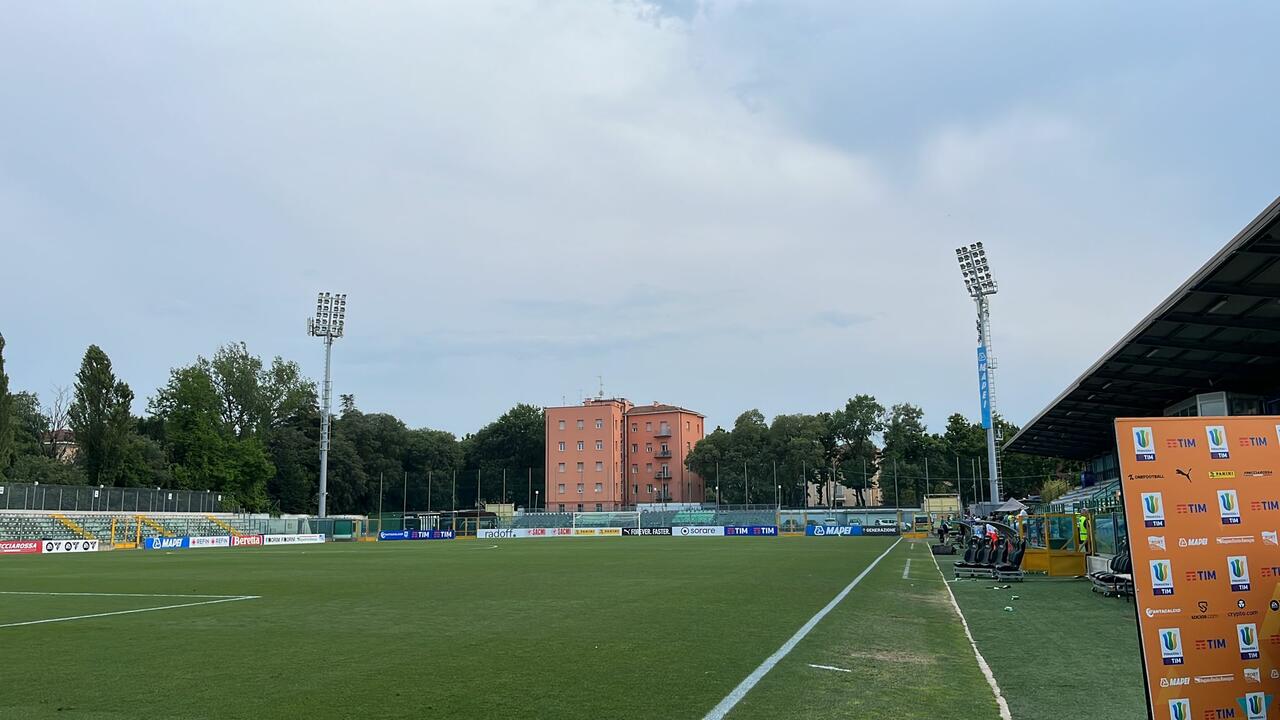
xmin=2 ymin=538 xmax=1008 ymax=719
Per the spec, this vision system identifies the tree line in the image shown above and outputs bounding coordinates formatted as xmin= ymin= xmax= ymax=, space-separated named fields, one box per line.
xmin=684 ymin=396 xmax=1076 ymax=507
xmin=0 ymin=333 xmax=1076 ymax=515
xmin=0 ymin=335 xmax=542 ymax=514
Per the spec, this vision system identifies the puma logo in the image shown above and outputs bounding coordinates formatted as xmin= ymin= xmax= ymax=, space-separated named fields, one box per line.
xmin=1176 ymin=468 xmax=1192 ymax=483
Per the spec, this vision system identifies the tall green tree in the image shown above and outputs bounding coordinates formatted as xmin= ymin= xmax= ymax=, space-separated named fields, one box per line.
xmin=203 ymin=342 xmax=314 ymax=438
xmin=829 ymin=395 xmax=886 ymax=505
xmin=462 ymin=403 xmax=544 ymax=507
xmin=69 ymin=345 xmax=136 ymax=486
xmin=0 ymin=334 xmax=13 ymax=478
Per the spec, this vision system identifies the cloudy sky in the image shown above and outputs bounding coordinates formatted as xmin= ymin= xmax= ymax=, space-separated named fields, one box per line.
xmin=2 ymin=1 xmax=1277 ymax=437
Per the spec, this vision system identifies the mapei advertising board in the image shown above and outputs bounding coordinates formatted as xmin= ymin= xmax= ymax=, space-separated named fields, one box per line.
xmin=804 ymin=525 xmax=900 ymax=537
xmin=1115 ymin=417 xmax=1279 ymax=720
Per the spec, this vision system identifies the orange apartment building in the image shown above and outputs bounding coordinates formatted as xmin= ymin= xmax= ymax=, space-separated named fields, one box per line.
xmin=544 ymin=399 xmax=705 ymax=512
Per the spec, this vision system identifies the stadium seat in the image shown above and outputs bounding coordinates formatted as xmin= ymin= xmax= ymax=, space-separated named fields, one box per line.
xmin=1088 ymin=551 xmax=1133 ymax=598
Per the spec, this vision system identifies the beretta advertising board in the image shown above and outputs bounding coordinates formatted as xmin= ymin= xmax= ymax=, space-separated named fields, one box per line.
xmin=1115 ymin=416 xmax=1278 ymax=720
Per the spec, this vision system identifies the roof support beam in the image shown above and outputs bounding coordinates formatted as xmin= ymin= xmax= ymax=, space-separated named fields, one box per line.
xmin=1158 ymin=311 xmax=1280 ymax=333
xmin=1131 ymin=336 xmax=1280 ymax=358
xmin=1090 ymin=370 xmax=1214 ymax=389
xmin=1109 ymin=355 xmax=1265 ymax=374
xmin=1189 ymin=282 xmax=1280 ymax=300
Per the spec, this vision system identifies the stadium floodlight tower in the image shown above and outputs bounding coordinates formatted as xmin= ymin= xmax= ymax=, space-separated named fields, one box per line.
xmin=955 ymin=243 xmax=1002 ymax=506
xmin=307 ymin=292 xmax=347 ymax=518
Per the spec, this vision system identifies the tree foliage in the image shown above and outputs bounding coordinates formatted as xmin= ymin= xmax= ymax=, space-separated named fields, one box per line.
xmin=68 ymin=345 xmax=137 ymax=486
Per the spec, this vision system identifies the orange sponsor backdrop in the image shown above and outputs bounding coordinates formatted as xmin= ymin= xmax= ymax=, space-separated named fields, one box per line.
xmin=1116 ymin=416 xmax=1279 ymax=720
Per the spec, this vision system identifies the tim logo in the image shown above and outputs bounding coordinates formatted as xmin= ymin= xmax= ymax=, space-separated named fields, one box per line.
xmin=1167 ymin=438 xmax=1198 ymax=449
xmin=1219 ymin=490 xmax=1242 ymax=525
xmin=1134 ymin=427 xmax=1157 ymax=461
xmin=1258 ymin=566 xmax=1280 ymax=579
xmin=1228 ymin=556 xmax=1251 ymax=592
xmin=1250 ymin=500 xmax=1280 ymax=512
xmin=1207 ymin=425 xmax=1230 ymax=459
xmin=1194 ymin=637 xmax=1228 ymax=650
xmin=1144 ymin=493 xmax=1167 ymax=527
xmin=1185 ymin=568 xmax=1217 ymax=582
xmin=1238 ymin=624 xmax=1260 ymax=660
xmin=1151 ymin=560 xmax=1175 ymax=596
xmin=1169 ymin=699 xmax=1191 ymax=720
xmin=1176 ymin=502 xmax=1209 ymax=515
xmin=1161 ymin=628 xmax=1184 ymax=665
xmin=1238 ymin=436 xmax=1268 ymax=448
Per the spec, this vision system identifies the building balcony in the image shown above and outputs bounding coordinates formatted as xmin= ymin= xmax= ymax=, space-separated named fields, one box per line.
xmin=655 ymin=449 xmax=672 ymax=459
xmin=655 ymin=470 xmax=673 ymax=480
xmin=654 ymin=426 xmax=672 ymax=437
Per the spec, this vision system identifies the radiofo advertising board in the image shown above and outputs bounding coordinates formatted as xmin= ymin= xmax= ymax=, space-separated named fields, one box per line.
xmin=1115 ymin=416 xmax=1279 ymax=720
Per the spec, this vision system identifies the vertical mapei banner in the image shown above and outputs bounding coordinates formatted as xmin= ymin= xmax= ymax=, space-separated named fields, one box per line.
xmin=1116 ymin=416 xmax=1279 ymax=720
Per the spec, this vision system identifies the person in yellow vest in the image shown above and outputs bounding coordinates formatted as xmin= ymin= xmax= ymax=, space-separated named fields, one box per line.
xmin=1076 ymin=514 xmax=1089 ymax=552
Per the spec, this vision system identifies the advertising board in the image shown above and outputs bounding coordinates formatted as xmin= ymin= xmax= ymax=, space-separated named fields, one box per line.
xmin=724 ymin=526 xmax=778 ymax=536
xmin=1115 ymin=416 xmax=1279 ymax=720
xmin=261 ymin=534 xmax=325 ymax=545
xmin=0 ymin=539 xmax=41 ymax=555
xmin=144 ymin=536 xmax=189 ymax=550
xmin=42 ymin=539 xmax=100 ymax=554
xmin=188 ymin=536 xmax=232 ymax=549
xmin=378 ymin=530 xmax=455 ymax=541
xmin=621 ymin=528 xmax=673 ymax=536
xmin=230 ymin=535 xmax=263 ymax=547
xmin=805 ymin=525 xmax=862 ymax=536
xmin=672 ymin=526 xmax=725 ymax=537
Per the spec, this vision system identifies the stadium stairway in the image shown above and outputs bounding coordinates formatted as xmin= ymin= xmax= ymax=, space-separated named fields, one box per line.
xmin=52 ymin=513 xmax=94 ymax=539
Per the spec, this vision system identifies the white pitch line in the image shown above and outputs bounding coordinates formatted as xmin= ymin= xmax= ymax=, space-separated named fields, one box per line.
xmin=928 ymin=550 xmax=1011 ymax=720
xmin=0 ymin=591 xmax=246 ymax=599
xmin=0 ymin=595 xmax=259 ymax=629
xmin=703 ymin=538 xmax=902 ymax=720
xmin=807 ymin=663 xmax=852 ymax=673
xmin=902 ymin=559 xmax=912 ymax=579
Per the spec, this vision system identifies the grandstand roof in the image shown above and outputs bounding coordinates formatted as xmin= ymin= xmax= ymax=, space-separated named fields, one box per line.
xmin=1006 ymin=195 xmax=1280 ymax=460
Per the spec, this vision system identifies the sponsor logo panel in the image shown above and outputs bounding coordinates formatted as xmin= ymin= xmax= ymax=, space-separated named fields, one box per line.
xmin=0 ymin=539 xmax=41 ymax=555
xmin=42 ymin=539 xmax=100 ymax=554
xmin=1206 ymin=425 xmax=1230 ymax=459
xmin=144 ymin=536 xmax=189 ymax=550
xmin=1134 ymin=426 xmax=1156 ymax=461
xmin=673 ymin=526 xmax=725 ymax=537
xmin=620 ymin=528 xmax=672 ymax=536
xmin=230 ymin=535 xmax=263 ymax=547
xmin=261 ymin=534 xmax=325 ymax=545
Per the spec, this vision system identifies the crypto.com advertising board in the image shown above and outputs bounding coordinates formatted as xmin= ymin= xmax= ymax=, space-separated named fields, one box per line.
xmin=1115 ymin=416 xmax=1279 ymax=720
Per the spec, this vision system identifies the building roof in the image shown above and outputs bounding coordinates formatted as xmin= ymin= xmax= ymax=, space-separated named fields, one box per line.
xmin=625 ymin=403 xmax=705 ymax=418
xmin=1006 ymin=196 xmax=1280 ymax=460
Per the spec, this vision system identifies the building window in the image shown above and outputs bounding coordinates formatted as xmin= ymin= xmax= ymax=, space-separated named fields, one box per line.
xmin=594 ymin=483 xmax=603 ymax=493
xmin=647 ymin=484 xmax=654 ymax=494
xmin=558 ymin=483 xmax=565 ymax=493
xmin=661 ymin=463 xmax=669 ymax=474
xmin=631 ymin=464 xmax=638 ymax=474
xmin=686 ymin=421 xmax=690 ymax=429
xmin=662 ymin=482 xmax=669 ymax=497
xmin=558 ymin=442 xmax=565 ymax=451
xmin=631 ymin=443 xmax=638 ymax=453
xmin=633 ymin=484 xmax=639 ymax=494
xmin=558 ymin=463 xmax=566 ymax=473
xmin=577 ymin=441 xmax=585 ymax=451
xmin=558 ymin=420 xmax=565 ymax=430
xmin=645 ymin=443 xmax=652 ymax=452
xmin=645 ymin=421 xmax=652 ymax=431
xmin=595 ymin=419 xmax=603 ymax=429
xmin=577 ymin=504 xmax=584 ymax=512
xmin=577 ymin=483 xmax=584 ymax=494
xmin=576 ymin=419 xmax=584 ymax=429
xmin=595 ymin=440 xmax=603 ymax=450
xmin=631 ymin=423 xmax=638 ymax=432
xmin=645 ymin=463 xmax=652 ymax=473
xmin=595 ymin=461 xmax=603 ymax=472
xmin=595 ymin=503 xmax=603 ymax=512
xmin=576 ymin=462 xmax=584 ymax=472
xmin=558 ymin=504 xmax=565 ymax=512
